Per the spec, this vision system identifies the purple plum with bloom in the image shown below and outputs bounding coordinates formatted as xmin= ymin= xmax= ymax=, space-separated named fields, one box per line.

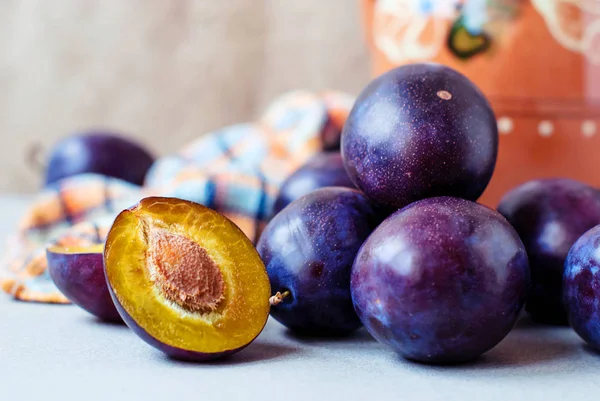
xmin=498 ymin=178 xmax=600 ymax=324
xmin=259 ymin=187 xmax=381 ymax=335
xmin=351 ymin=197 xmax=529 ymax=364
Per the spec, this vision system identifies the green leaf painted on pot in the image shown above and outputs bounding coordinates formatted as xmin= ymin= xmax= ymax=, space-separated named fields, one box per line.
xmin=447 ymin=17 xmax=491 ymax=60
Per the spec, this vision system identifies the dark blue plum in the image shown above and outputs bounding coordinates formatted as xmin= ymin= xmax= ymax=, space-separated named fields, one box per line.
xmin=564 ymin=225 xmax=600 ymax=350
xmin=258 ymin=187 xmax=381 ymax=335
xmin=273 ymin=152 xmax=355 ymax=216
xmin=351 ymin=197 xmax=529 ymax=364
xmin=498 ymin=178 xmax=600 ymax=325
xmin=341 ymin=63 xmax=497 ymax=209
xmin=45 ymin=131 xmax=155 ymax=186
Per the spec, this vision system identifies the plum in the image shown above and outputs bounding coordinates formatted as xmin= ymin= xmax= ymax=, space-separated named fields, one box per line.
xmin=273 ymin=152 xmax=355 ymax=215
xmin=104 ymin=197 xmax=271 ymax=361
xmin=258 ymin=187 xmax=381 ymax=335
xmin=341 ymin=63 xmax=497 ymax=209
xmin=45 ymin=131 xmax=154 ymax=186
xmin=498 ymin=178 xmax=600 ymax=324
xmin=47 ymin=244 xmax=121 ymax=322
xmin=351 ymin=197 xmax=529 ymax=364
xmin=564 ymin=225 xmax=600 ymax=350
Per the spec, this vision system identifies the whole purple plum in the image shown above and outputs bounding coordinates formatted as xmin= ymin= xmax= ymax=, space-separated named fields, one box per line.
xmin=341 ymin=63 xmax=498 ymax=209
xmin=564 ymin=225 xmax=600 ymax=350
xmin=498 ymin=178 xmax=600 ymax=325
xmin=47 ymin=245 xmax=121 ymax=322
xmin=258 ymin=187 xmax=381 ymax=335
xmin=45 ymin=131 xmax=154 ymax=186
xmin=351 ymin=197 xmax=529 ymax=364
xmin=273 ymin=152 xmax=355 ymax=216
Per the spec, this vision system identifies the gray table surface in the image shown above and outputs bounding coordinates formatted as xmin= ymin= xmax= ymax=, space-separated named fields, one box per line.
xmin=1 ymin=195 xmax=600 ymax=401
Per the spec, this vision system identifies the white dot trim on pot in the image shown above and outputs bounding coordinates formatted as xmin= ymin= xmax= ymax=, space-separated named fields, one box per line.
xmin=538 ymin=120 xmax=554 ymax=137
xmin=582 ymin=120 xmax=597 ymax=138
xmin=497 ymin=117 xmax=513 ymax=135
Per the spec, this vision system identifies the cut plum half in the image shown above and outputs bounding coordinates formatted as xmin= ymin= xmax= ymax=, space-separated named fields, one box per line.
xmin=47 ymin=244 xmax=121 ymax=322
xmin=104 ymin=197 xmax=271 ymax=361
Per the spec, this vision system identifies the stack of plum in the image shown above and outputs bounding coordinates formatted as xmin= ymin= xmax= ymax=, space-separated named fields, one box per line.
xmin=48 ymin=64 xmax=600 ymax=364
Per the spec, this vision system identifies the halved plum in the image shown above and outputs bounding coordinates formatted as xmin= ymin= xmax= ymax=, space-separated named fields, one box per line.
xmin=47 ymin=244 xmax=121 ymax=322
xmin=104 ymin=197 xmax=271 ymax=361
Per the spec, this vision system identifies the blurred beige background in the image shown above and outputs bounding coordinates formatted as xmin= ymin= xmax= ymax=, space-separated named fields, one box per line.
xmin=0 ymin=0 xmax=370 ymax=193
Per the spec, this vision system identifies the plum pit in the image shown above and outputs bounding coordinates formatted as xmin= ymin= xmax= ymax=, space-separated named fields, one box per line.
xmin=148 ymin=226 xmax=225 ymax=314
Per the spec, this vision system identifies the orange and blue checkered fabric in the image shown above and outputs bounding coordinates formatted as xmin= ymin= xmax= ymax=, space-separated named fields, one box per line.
xmin=0 ymin=90 xmax=355 ymax=303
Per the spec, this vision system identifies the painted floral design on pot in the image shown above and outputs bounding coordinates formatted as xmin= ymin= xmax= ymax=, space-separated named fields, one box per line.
xmin=363 ymin=0 xmax=600 ymax=206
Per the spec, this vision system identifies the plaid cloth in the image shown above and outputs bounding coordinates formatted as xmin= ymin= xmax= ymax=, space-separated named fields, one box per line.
xmin=0 ymin=90 xmax=355 ymax=303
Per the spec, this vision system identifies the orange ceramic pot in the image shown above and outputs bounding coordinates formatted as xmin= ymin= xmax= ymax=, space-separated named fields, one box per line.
xmin=362 ymin=0 xmax=600 ymax=206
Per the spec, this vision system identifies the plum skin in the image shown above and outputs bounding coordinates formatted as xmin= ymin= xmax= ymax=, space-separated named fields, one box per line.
xmin=46 ymin=250 xmax=121 ymax=322
xmin=498 ymin=178 xmax=600 ymax=324
xmin=273 ymin=152 xmax=355 ymax=215
xmin=564 ymin=225 xmax=600 ymax=350
xmin=45 ymin=131 xmax=154 ymax=186
xmin=258 ymin=187 xmax=381 ymax=335
xmin=341 ymin=63 xmax=498 ymax=209
xmin=107 ymin=286 xmax=255 ymax=361
xmin=351 ymin=197 xmax=529 ymax=364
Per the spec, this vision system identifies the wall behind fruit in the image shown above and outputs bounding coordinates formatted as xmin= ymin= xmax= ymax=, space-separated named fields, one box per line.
xmin=0 ymin=0 xmax=369 ymax=193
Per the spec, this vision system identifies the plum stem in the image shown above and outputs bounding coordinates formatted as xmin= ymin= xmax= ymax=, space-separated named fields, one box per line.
xmin=269 ymin=290 xmax=291 ymax=306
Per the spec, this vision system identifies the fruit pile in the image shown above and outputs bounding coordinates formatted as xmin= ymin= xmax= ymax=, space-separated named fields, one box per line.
xmin=44 ymin=63 xmax=600 ymax=364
